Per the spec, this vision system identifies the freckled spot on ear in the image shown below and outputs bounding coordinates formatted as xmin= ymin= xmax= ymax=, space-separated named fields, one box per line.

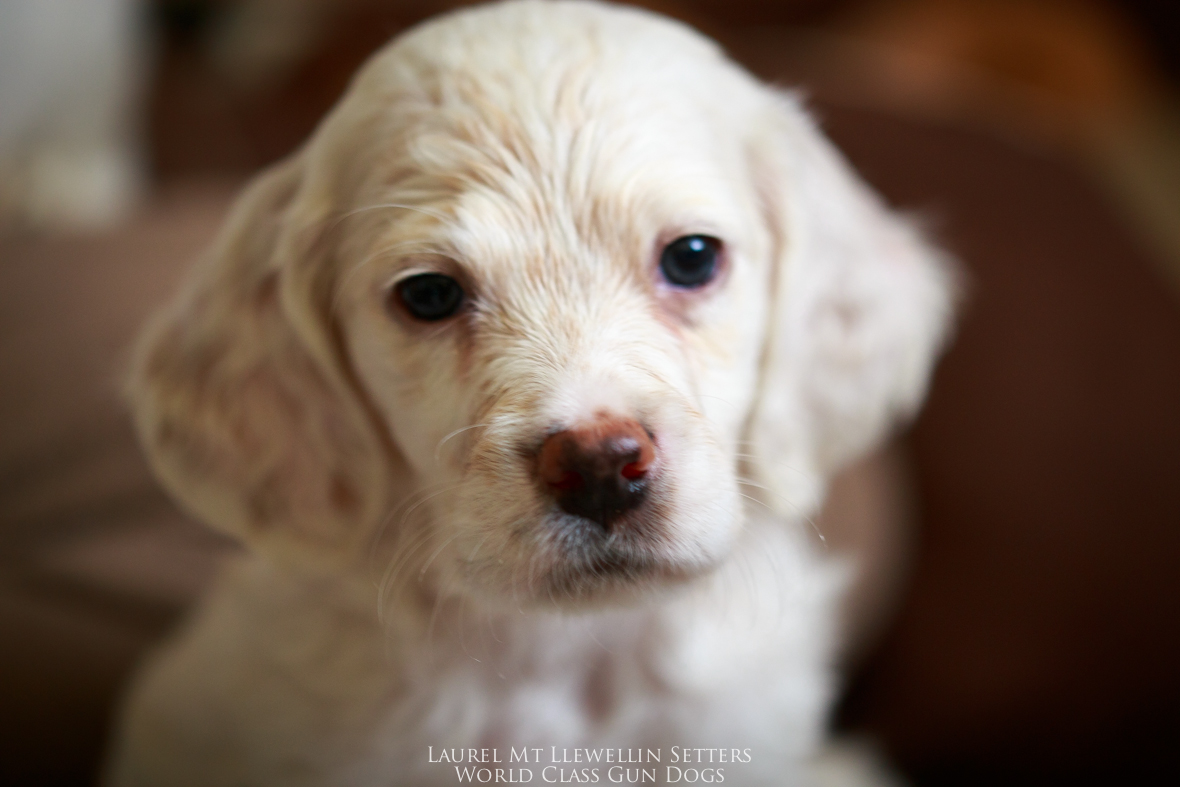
xmin=247 ymin=483 xmax=284 ymax=532
xmin=832 ymin=301 xmax=863 ymax=332
xmin=255 ymin=272 xmax=279 ymax=308
xmin=157 ymin=419 xmax=178 ymax=448
xmin=329 ymin=473 xmax=360 ymax=514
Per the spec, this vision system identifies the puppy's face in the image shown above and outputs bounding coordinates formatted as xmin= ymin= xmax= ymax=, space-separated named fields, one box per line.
xmin=334 ymin=27 xmax=773 ymax=604
xmin=131 ymin=2 xmax=951 ymax=612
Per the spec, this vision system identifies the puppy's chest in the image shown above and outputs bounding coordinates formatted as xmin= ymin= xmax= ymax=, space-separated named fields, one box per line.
xmin=201 ymin=527 xmax=836 ymax=782
xmin=392 ymin=613 xmax=667 ymax=750
xmin=377 ymin=547 xmax=835 ymax=758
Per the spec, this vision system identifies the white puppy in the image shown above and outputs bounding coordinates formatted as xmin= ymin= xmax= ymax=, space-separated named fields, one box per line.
xmin=106 ymin=2 xmax=952 ymax=785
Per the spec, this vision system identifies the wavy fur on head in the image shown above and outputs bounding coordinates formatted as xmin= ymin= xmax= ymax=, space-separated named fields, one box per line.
xmin=107 ymin=2 xmax=952 ymax=785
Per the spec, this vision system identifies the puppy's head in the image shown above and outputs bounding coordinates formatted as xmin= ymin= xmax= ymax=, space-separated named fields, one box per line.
xmin=130 ymin=1 xmax=952 ymax=608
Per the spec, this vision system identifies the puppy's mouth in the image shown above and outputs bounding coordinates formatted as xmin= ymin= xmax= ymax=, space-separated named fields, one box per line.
xmin=526 ymin=506 xmax=715 ymax=603
xmin=445 ymin=494 xmax=730 ymax=611
xmin=546 ymin=549 xmax=704 ymax=601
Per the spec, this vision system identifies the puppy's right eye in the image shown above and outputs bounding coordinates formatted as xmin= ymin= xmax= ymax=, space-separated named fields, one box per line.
xmin=660 ymin=235 xmax=721 ymax=288
xmin=394 ymin=273 xmax=465 ymax=321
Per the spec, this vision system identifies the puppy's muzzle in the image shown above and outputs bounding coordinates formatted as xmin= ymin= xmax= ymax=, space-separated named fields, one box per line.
xmin=537 ymin=414 xmax=656 ymax=530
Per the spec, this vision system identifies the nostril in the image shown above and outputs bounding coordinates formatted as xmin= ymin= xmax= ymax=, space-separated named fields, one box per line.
xmin=538 ymin=431 xmax=579 ymax=488
xmin=551 ymin=470 xmax=584 ymax=491
xmin=620 ymin=461 xmax=646 ymax=480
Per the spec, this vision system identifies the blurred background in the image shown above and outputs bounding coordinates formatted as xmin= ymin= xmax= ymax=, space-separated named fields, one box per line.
xmin=2 ymin=0 xmax=1178 ymax=784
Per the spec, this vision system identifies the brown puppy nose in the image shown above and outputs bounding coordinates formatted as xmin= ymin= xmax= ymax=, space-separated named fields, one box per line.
xmin=537 ymin=414 xmax=656 ymax=528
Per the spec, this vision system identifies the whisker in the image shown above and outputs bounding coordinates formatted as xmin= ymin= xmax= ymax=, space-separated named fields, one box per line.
xmin=466 ymin=531 xmax=494 ymax=564
xmin=377 ymin=527 xmax=437 ymax=624
xmin=418 ymin=532 xmax=462 ymax=582
xmin=375 ymin=483 xmax=464 ymax=620
xmin=434 ymin=423 xmax=491 ymax=464
xmin=424 ymin=584 xmax=450 ymax=647
xmin=731 ymin=453 xmax=813 ymax=477
xmin=459 ymin=590 xmax=480 ymax=663
xmin=737 ymin=491 xmax=772 ymax=512
xmin=696 ymin=393 xmax=741 ymax=412
xmin=736 ymin=476 xmax=827 ymax=545
xmin=367 ymin=479 xmax=455 ymax=576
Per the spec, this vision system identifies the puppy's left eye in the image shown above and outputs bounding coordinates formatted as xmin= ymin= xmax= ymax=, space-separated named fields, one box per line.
xmin=660 ymin=235 xmax=721 ymax=288
xmin=395 ymin=273 xmax=465 ymax=321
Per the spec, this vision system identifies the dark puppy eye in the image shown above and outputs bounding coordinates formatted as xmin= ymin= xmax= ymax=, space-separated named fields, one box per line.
xmin=395 ymin=273 xmax=465 ymax=321
xmin=659 ymin=235 xmax=721 ymax=288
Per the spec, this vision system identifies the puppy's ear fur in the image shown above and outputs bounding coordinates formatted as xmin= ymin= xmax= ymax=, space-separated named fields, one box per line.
xmin=747 ymin=95 xmax=954 ymax=517
xmin=128 ymin=158 xmax=391 ymax=559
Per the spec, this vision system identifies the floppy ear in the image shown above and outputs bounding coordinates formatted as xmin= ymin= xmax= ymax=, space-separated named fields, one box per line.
xmin=128 ymin=157 xmax=393 ymax=561
xmin=746 ymin=94 xmax=954 ymax=518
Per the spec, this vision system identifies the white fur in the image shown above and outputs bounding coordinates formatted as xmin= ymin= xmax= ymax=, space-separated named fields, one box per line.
xmin=106 ymin=2 xmax=953 ymax=785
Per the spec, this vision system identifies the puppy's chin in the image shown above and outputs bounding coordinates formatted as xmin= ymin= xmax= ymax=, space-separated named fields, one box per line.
xmin=531 ymin=511 xmax=723 ymax=607
xmin=447 ymin=503 xmax=736 ymax=612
